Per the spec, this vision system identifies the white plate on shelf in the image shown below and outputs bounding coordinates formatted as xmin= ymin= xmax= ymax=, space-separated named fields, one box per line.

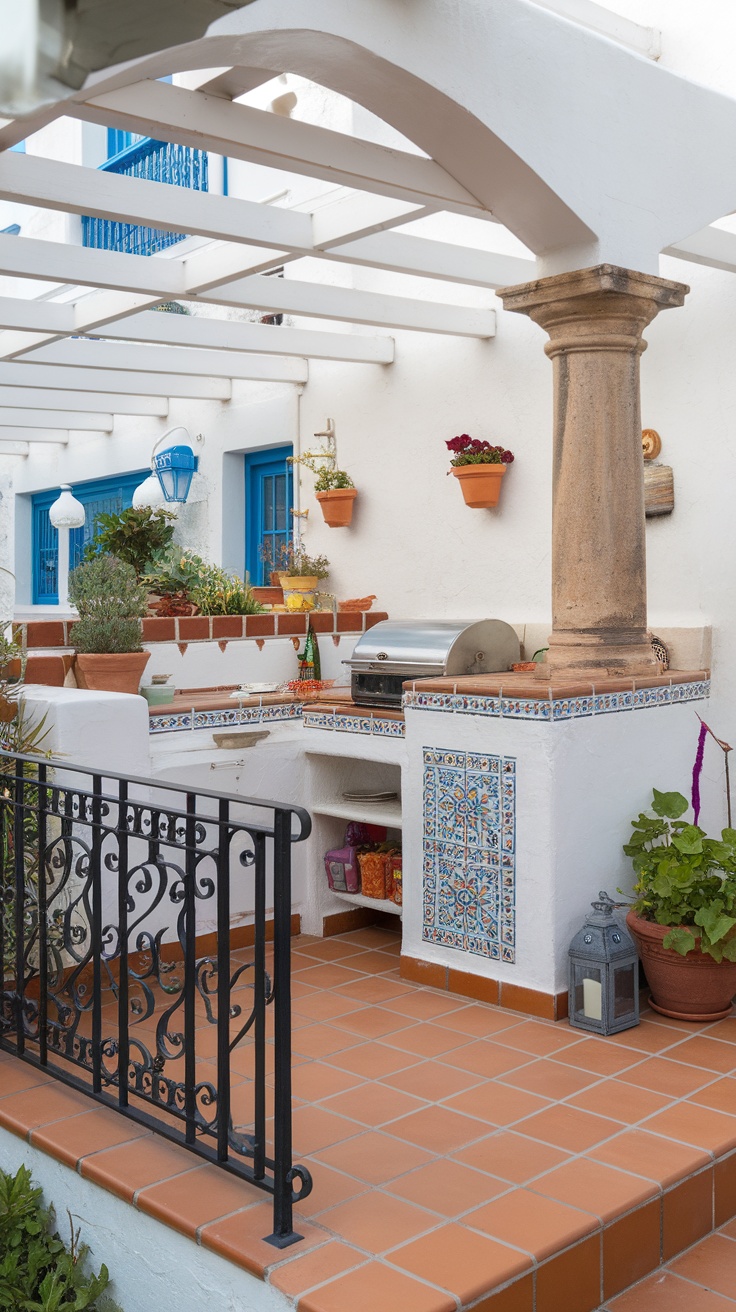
xmin=230 ymin=682 xmax=281 ymax=697
xmin=342 ymin=790 xmax=398 ymax=802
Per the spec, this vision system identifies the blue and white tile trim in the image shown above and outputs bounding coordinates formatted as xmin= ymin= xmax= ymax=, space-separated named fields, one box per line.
xmin=422 ymin=748 xmax=516 ymax=964
xmin=405 ymin=679 xmax=710 ymax=723
xmin=302 ymin=710 xmax=406 ymax=738
xmin=149 ymin=702 xmax=304 ymax=735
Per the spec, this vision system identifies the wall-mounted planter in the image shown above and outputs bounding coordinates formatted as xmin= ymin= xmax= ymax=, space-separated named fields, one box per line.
xmin=452 ymin=464 xmax=506 ymax=508
xmin=316 ymin=487 xmax=357 ymax=527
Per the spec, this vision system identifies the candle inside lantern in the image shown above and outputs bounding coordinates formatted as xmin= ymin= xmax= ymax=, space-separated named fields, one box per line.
xmin=583 ymin=977 xmax=602 ymax=1020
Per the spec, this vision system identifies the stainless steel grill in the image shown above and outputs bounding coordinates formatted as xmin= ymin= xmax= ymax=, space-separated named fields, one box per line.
xmin=345 ymin=618 xmax=520 ymax=708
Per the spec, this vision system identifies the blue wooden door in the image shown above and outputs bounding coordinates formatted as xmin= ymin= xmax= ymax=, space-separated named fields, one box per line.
xmin=32 ymin=472 xmax=148 ymax=604
xmin=244 ymin=447 xmax=294 ymax=586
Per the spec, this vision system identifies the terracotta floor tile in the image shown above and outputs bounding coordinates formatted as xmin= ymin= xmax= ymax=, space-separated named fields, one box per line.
xmin=390 ymin=1221 xmax=532 ymax=1302
xmin=297 ymin=1260 xmax=456 ymax=1312
xmin=590 ymin=1129 xmax=711 ymax=1187
xmin=536 ymin=1233 xmax=602 ymax=1312
xmin=622 ymin=1056 xmax=719 ymax=1098
xmin=550 ymin=1038 xmax=645 ymax=1076
xmin=293 ymin=963 xmax=367 ymax=989
xmin=292 ymin=1161 xmax=368 ymax=1218
xmin=665 ymin=1036 xmax=736 ymax=1075
xmin=319 ymin=1190 xmax=438 ymax=1253
xmin=0 ymin=1060 xmax=53 ymax=1096
xmin=297 ymin=939 xmax=368 ymax=961
xmin=137 ymin=1164 xmax=264 ymax=1236
xmin=567 ymin=1078 xmax=675 ymax=1124
xmin=690 ymin=1076 xmax=736 ymax=1114
xmin=708 ymin=1017 xmax=736 ymax=1044
xmin=292 ymin=993 xmax=366 ymax=1022
xmin=606 ymin=1269 xmax=736 ymax=1310
xmin=269 ymin=1241 xmax=366 ymax=1297
xmin=327 ymin=1041 xmax=421 ymax=1079
xmin=641 ymin=1101 xmax=736 ymax=1155
xmin=382 ymin=1060 xmax=484 ymax=1101
xmin=519 ymin=1103 xmax=621 ymax=1152
xmin=467 ymin=1188 xmax=598 ymax=1260
xmin=531 ymin=1156 xmax=658 ymax=1222
xmin=313 ymin=1130 xmax=435 ymax=1184
xmin=721 ymin=1219 xmax=736 ymax=1238
xmin=388 ymin=992 xmax=470 ymax=1021
xmin=333 ymin=976 xmax=416 ymax=1004
xmin=319 ymin=1082 xmax=427 ymax=1127
xmin=443 ymin=1081 xmax=552 ymax=1126
xmin=349 ymin=950 xmax=402 ymax=974
xmin=30 ymin=1107 xmax=148 ymax=1168
xmin=433 ymin=1005 xmax=524 ymax=1037
xmin=669 ymin=1232 xmax=736 ymax=1299
xmin=388 ymin=1158 xmax=508 ymax=1215
xmin=384 ymin=1023 xmax=474 ymax=1058
xmin=388 ymin=1104 xmax=488 ymax=1153
xmin=292 ymin=1025 xmax=361 ymax=1060
xmin=0 ymin=1081 xmax=91 ymax=1134
xmin=499 ymin=1058 xmax=600 ymax=1100
xmin=604 ymin=1019 xmax=691 ymax=1054
xmin=338 ymin=928 xmax=403 ymax=950
xmin=201 ymin=1201 xmax=323 ymax=1275
xmin=494 ymin=1020 xmax=583 ymax=1057
xmin=444 ymin=1040 xmax=534 ymax=1080
xmin=80 ymin=1134 xmax=196 ymax=1201
xmin=453 ymin=1130 xmax=571 ymax=1183
xmin=603 ymin=1198 xmax=662 ymax=1302
xmin=329 ymin=1007 xmax=414 ymax=1040
xmin=291 ymin=1104 xmax=361 ymax=1154
xmin=287 ymin=1063 xmax=364 ymax=1103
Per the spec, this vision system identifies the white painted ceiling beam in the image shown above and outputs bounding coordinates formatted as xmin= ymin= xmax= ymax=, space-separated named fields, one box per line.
xmin=0 ymin=387 xmax=168 ymax=416
xmin=0 ymin=408 xmax=113 ymax=431
xmin=327 ymin=232 xmax=537 ymax=287
xmin=0 ymin=298 xmax=74 ymax=334
xmin=0 ymin=231 xmax=185 ymax=297
xmin=0 ymin=362 xmax=232 ymax=399
xmin=664 ymin=226 xmax=736 ymax=275
xmin=73 ymin=80 xmax=491 ymax=217
xmin=18 ymin=340 xmax=310 ymax=383
xmin=529 ymin=0 xmax=661 ymax=59
xmin=84 ymin=311 xmax=394 ymax=364
xmin=183 ymin=67 xmax=281 ymax=100
xmin=0 ymin=429 xmax=66 ymax=445
xmin=0 ymin=441 xmax=29 ymax=455
xmin=312 ymin=195 xmax=431 ymax=249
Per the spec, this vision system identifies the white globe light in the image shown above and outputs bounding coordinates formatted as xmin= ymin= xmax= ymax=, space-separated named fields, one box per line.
xmin=132 ymin=474 xmax=166 ymax=509
xmin=48 ymin=484 xmax=85 ymax=530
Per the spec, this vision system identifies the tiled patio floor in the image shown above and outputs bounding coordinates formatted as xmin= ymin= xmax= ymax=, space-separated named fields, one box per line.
xmin=601 ymin=1219 xmax=736 ymax=1309
xmin=1 ymin=924 xmax=735 ymax=1312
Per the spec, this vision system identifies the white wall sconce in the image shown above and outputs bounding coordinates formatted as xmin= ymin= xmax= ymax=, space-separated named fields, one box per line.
xmin=48 ymin=484 xmax=85 ymax=610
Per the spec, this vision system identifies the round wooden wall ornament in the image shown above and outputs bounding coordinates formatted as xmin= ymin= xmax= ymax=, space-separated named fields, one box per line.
xmin=642 ymin=429 xmax=662 ymax=461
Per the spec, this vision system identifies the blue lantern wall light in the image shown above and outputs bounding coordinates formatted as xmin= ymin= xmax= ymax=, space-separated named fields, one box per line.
xmin=133 ymin=427 xmax=202 ymax=509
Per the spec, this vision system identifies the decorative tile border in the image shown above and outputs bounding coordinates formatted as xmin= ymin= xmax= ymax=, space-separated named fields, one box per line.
xmin=149 ymin=702 xmax=304 ymax=735
xmin=422 ymin=747 xmax=516 ymax=963
xmin=405 ymin=680 xmax=710 ymax=722
xmin=302 ymin=710 xmax=406 ymax=738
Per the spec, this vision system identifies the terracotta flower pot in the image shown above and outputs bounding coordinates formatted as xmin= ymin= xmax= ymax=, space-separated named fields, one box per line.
xmin=0 ymin=658 xmax=22 ymax=685
xmin=452 ymin=463 xmax=507 ymax=508
xmin=75 ymin=651 xmax=151 ymax=696
xmin=316 ymin=487 xmax=357 ymax=527
xmin=626 ymin=910 xmax=736 ymax=1021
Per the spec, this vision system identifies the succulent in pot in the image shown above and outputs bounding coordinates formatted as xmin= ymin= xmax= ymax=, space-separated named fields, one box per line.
xmin=69 ymin=555 xmax=150 ymax=695
xmin=446 ymin=434 xmax=514 ymax=508
xmin=313 ymin=467 xmax=357 ymax=528
xmin=624 ymin=788 xmax=736 ymax=1020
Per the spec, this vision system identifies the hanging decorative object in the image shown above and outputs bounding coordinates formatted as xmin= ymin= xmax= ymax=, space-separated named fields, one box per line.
xmin=649 ymin=633 xmax=669 ymax=670
xmin=568 ymin=891 xmax=640 ymax=1035
xmin=446 ymin=435 xmax=514 ymax=509
xmin=642 ymin=429 xmax=674 ymax=517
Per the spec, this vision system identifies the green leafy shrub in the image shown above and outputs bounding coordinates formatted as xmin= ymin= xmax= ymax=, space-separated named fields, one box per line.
xmin=140 ymin=548 xmax=208 ymax=596
xmin=69 ymin=557 xmax=146 ymax=655
xmin=625 ymin=788 xmax=736 ymax=961
xmin=89 ymin=507 xmax=176 ymax=578
xmin=0 ymin=1165 xmax=111 ymax=1310
xmin=313 ymin=467 xmax=354 ymax=492
xmin=189 ymin=564 xmax=264 ymax=616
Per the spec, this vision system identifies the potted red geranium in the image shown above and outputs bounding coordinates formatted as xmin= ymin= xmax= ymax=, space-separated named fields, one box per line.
xmin=447 ymin=434 xmax=514 ymax=508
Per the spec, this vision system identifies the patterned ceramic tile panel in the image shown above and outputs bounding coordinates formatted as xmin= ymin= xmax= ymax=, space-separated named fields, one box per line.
xmin=404 ymin=680 xmax=709 ymax=722
xmin=148 ymin=703 xmax=303 ymax=735
xmin=302 ymin=711 xmax=406 ymax=738
xmin=422 ymin=747 xmax=515 ymax=963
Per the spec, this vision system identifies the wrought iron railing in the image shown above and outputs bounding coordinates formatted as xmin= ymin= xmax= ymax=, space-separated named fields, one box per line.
xmin=0 ymin=749 xmax=312 ymax=1247
xmin=82 ymin=137 xmax=209 ymax=257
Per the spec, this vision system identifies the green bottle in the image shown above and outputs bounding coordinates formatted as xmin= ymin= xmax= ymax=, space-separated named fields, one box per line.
xmin=297 ymin=622 xmax=321 ymax=681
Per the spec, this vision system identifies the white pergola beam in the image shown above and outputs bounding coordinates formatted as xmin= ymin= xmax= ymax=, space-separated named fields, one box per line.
xmin=0 ymin=442 xmax=29 ymax=455
xmin=19 ymin=340 xmax=310 ymax=383
xmin=74 ymin=80 xmax=490 ymax=218
xmin=664 ymin=225 xmax=736 ymax=275
xmin=312 ymin=195 xmax=431 ymax=249
xmin=0 ymin=428 xmax=67 ymax=445
xmin=84 ymin=310 xmax=394 ymax=364
xmin=0 ymin=387 xmax=168 ymax=415
xmin=0 ymin=408 xmax=113 ymax=431
xmin=0 ymin=362 xmax=232 ymax=399
xmin=0 ymin=298 xmax=74 ymax=334
xmin=327 ymin=232 xmax=537 ymax=288
xmin=0 ymin=231 xmax=185 ymax=296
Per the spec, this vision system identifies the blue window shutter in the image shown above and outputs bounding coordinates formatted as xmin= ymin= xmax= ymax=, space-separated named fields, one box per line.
xmin=244 ymin=447 xmax=294 ymax=586
xmin=31 ymin=471 xmax=148 ymax=605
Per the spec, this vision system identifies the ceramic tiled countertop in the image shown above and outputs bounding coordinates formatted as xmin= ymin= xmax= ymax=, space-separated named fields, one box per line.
xmin=406 ymin=669 xmax=711 ymax=698
xmin=147 ymin=687 xmax=406 ymax=723
xmin=1 ymin=928 xmax=735 ymax=1312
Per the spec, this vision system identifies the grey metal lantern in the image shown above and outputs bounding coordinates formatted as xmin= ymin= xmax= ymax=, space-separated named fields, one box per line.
xmin=568 ymin=891 xmax=639 ymax=1035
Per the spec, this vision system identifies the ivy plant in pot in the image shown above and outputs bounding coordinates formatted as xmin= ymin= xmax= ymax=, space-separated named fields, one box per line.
xmin=624 ymin=788 xmax=736 ymax=1020
xmin=447 ymin=435 xmax=514 ymax=508
xmin=314 ymin=467 xmax=357 ymax=528
xmin=69 ymin=555 xmax=150 ymax=695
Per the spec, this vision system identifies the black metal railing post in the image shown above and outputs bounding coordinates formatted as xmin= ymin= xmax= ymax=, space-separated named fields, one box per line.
xmin=90 ymin=774 xmax=103 ymax=1094
xmin=215 ymin=798 xmax=231 ymax=1163
xmin=266 ymin=807 xmax=299 ymax=1248
xmin=13 ymin=760 xmax=25 ymax=1055
xmin=37 ymin=763 xmax=48 ymax=1067
xmin=116 ymin=779 xmax=130 ymax=1110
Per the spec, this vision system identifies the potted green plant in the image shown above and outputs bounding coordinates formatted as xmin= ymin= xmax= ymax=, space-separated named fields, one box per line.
xmin=624 ymin=788 xmax=736 ymax=1020
xmin=273 ymin=542 xmax=329 ymax=612
xmin=446 ymin=435 xmax=514 ymax=508
xmin=188 ymin=563 xmax=264 ymax=616
xmin=313 ymin=467 xmax=357 ymax=527
xmin=69 ymin=555 xmax=150 ymax=695
xmin=142 ymin=547 xmax=206 ymax=616
xmin=89 ymin=506 xmax=177 ymax=579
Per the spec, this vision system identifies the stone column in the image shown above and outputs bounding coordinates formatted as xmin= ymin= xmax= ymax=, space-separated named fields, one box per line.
xmin=499 ymin=265 xmax=687 ymax=679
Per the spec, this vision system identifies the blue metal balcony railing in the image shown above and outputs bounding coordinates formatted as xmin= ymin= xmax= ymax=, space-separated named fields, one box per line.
xmin=82 ymin=137 xmax=209 ymax=258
